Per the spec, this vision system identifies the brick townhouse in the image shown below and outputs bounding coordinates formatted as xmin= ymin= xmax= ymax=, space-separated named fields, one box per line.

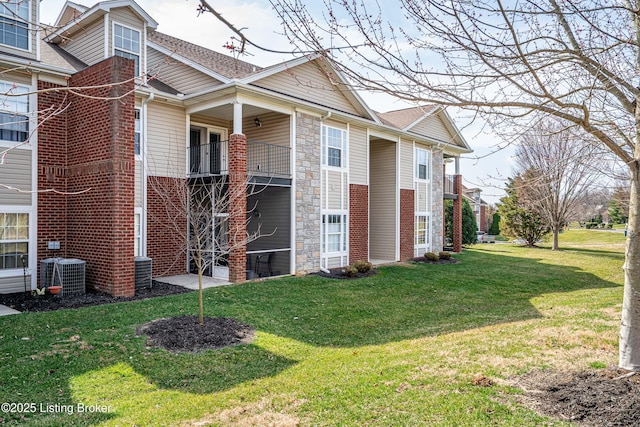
xmin=0 ymin=0 xmax=472 ymax=296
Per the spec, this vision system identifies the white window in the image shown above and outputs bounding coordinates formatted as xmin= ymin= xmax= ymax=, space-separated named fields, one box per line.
xmin=0 ymin=1 xmax=29 ymax=50
xmin=134 ymin=108 xmax=141 ymax=156
xmin=134 ymin=211 xmax=142 ymax=257
xmin=322 ymin=214 xmax=347 ymax=254
xmin=0 ymin=212 xmax=28 ymax=270
xmin=114 ymin=23 xmax=140 ymax=76
xmin=415 ymin=148 xmax=430 ymax=180
xmin=322 ymin=125 xmax=346 ymax=168
xmin=415 ymin=215 xmax=428 ymax=246
xmin=0 ymin=82 xmax=29 ymax=143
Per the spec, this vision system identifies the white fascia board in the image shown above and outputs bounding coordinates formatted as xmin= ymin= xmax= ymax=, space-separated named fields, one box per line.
xmin=147 ymin=42 xmax=232 ymax=84
xmin=438 ymin=108 xmax=472 ymax=151
xmin=241 ymin=53 xmax=379 ymax=122
xmin=53 ymin=1 xmax=89 ymax=27
xmin=402 ymin=106 xmax=443 ymax=131
xmin=45 ymin=0 xmax=158 ymax=43
xmin=239 ymin=55 xmax=318 ymax=84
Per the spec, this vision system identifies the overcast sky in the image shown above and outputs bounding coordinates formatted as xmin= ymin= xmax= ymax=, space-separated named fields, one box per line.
xmin=40 ymin=0 xmax=513 ymax=204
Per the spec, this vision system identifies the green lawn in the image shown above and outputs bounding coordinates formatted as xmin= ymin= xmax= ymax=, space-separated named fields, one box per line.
xmin=0 ymin=231 xmax=625 ymax=426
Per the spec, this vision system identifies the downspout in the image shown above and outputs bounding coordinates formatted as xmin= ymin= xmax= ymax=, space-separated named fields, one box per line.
xmin=320 ymin=111 xmax=332 ymax=121
xmin=141 ymin=92 xmax=154 ymax=256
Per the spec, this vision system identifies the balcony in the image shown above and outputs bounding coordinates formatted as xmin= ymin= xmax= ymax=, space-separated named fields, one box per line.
xmin=444 ymin=174 xmax=458 ymax=199
xmin=188 ymin=140 xmax=291 ymax=181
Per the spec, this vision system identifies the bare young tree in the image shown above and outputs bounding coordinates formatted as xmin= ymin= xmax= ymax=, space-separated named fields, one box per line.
xmin=148 ymin=174 xmax=271 ymax=325
xmin=513 ymin=122 xmax=600 ymax=250
xmin=200 ymin=0 xmax=640 ymax=372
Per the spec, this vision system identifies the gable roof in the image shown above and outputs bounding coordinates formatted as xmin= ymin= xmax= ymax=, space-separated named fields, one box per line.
xmin=148 ymin=31 xmax=261 ymax=80
xmin=376 ymin=105 xmax=439 ymax=129
xmin=45 ymin=0 xmax=158 ymax=43
xmin=378 ymin=105 xmax=471 ymax=151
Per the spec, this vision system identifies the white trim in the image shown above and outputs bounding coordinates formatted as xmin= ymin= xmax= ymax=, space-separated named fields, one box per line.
xmin=35 ymin=1 xmax=40 ymax=62
xmin=147 ymin=42 xmax=232 ymax=85
xmin=395 ymin=136 xmax=400 ymax=261
xmin=30 ymin=73 xmax=37 ymax=290
xmin=0 ymin=206 xmax=34 ymax=287
xmin=185 ymin=113 xmax=191 ymax=178
xmin=112 ymin=20 xmax=141 ymax=75
xmin=45 ymin=0 xmax=158 ymax=43
xmin=0 ymin=0 xmax=31 ymax=53
xmin=103 ymin=13 xmax=109 ymax=59
xmin=290 ymin=111 xmax=296 ymax=275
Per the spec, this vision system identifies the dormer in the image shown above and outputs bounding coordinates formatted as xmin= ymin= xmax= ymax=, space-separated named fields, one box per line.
xmin=0 ymin=0 xmax=38 ymax=60
xmin=44 ymin=0 xmax=158 ymax=77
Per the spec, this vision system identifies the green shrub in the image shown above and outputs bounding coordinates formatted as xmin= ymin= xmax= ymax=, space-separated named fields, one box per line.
xmin=353 ymin=260 xmax=373 ymax=273
xmin=606 ymin=223 xmax=613 ymax=229
xmin=343 ymin=266 xmax=358 ymax=277
xmin=438 ymin=251 xmax=451 ymax=260
xmin=424 ymin=252 xmax=439 ymax=262
xmin=585 ymin=222 xmax=598 ymax=229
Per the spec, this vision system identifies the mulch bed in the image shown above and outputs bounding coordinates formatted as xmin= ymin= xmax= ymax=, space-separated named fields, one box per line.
xmin=312 ymin=267 xmax=378 ymax=280
xmin=0 ymin=281 xmax=192 ymax=312
xmin=513 ymin=368 xmax=640 ymax=426
xmin=411 ymin=256 xmax=459 ymax=264
xmin=137 ymin=315 xmax=255 ymax=352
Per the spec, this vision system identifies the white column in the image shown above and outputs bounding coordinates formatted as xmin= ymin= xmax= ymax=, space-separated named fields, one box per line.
xmin=233 ymin=102 xmax=243 ymax=135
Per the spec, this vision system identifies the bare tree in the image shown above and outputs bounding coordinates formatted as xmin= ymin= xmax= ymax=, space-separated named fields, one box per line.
xmin=513 ymin=122 xmax=599 ymax=250
xmin=194 ymin=0 xmax=640 ymax=371
xmin=148 ymin=174 xmax=271 ymax=325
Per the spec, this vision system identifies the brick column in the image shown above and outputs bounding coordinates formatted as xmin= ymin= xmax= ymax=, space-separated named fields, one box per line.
xmin=228 ymin=133 xmax=247 ymax=283
xmin=453 ymin=174 xmax=463 ymax=253
xmin=349 ymin=184 xmax=369 ymax=262
xmin=400 ymin=189 xmax=415 ymax=260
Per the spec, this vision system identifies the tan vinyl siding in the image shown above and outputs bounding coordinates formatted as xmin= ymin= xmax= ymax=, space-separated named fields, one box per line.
xmin=147 ymin=47 xmax=223 ymax=94
xmin=410 ymin=115 xmax=453 ymax=144
xmin=0 ymin=275 xmax=29 ymax=293
xmin=243 ymin=112 xmax=290 ymax=147
xmin=147 ymin=102 xmax=186 ymax=177
xmin=0 ymin=149 xmax=31 ymax=205
xmin=0 ymin=71 xmax=31 ymax=86
xmin=399 ymin=138 xmax=413 ymax=190
xmin=369 ymin=140 xmax=396 ymax=260
xmin=190 ymin=115 xmax=231 ymax=130
xmin=134 ymin=160 xmax=142 ymax=207
xmin=327 ymin=256 xmax=343 ymax=269
xmin=325 ymin=170 xmax=346 ymax=210
xmin=110 ymin=8 xmax=145 ymax=74
xmin=349 ymin=125 xmax=367 ymax=185
xmin=64 ymin=18 xmax=105 ymax=66
xmin=253 ymin=61 xmax=360 ymax=116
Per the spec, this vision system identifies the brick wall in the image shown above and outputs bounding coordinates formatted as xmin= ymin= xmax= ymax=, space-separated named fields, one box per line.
xmin=37 ymin=81 xmax=69 ymax=268
xmin=400 ymin=189 xmax=414 ymax=260
xmin=349 ymin=184 xmax=368 ymax=262
xmin=146 ymin=176 xmax=188 ymax=277
xmin=66 ymin=56 xmax=136 ymax=296
xmin=228 ymin=133 xmax=247 ymax=283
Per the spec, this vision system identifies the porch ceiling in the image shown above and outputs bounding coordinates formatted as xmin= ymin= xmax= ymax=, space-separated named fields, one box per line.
xmin=191 ymin=103 xmax=273 ymax=121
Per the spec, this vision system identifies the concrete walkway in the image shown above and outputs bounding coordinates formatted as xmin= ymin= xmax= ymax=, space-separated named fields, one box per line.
xmin=0 ymin=304 xmax=20 ymax=316
xmin=155 ymin=274 xmax=231 ymax=290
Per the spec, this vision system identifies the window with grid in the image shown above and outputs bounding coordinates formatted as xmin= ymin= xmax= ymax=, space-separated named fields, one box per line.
xmin=415 ymin=215 xmax=428 ymax=246
xmin=0 ymin=82 xmax=28 ymax=143
xmin=322 ymin=214 xmax=347 ymax=254
xmin=0 ymin=213 xmax=28 ymax=270
xmin=415 ymin=148 xmax=430 ymax=180
xmin=134 ymin=212 xmax=142 ymax=257
xmin=134 ymin=108 xmax=141 ymax=155
xmin=322 ymin=125 xmax=346 ymax=168
xmin=114 ymin=23 xmax=140 ymax=76
xmin=0 ymin=1 xmax=28 ymax=50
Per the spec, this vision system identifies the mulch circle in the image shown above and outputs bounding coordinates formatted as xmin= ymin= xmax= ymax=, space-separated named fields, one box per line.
xmin=0 ymin=282 xmax=192 ymax=313
xmin=513 ymin=368 xmax=640 ymax=426
xmin=137 ymin=315 xmax=255 ymax=352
